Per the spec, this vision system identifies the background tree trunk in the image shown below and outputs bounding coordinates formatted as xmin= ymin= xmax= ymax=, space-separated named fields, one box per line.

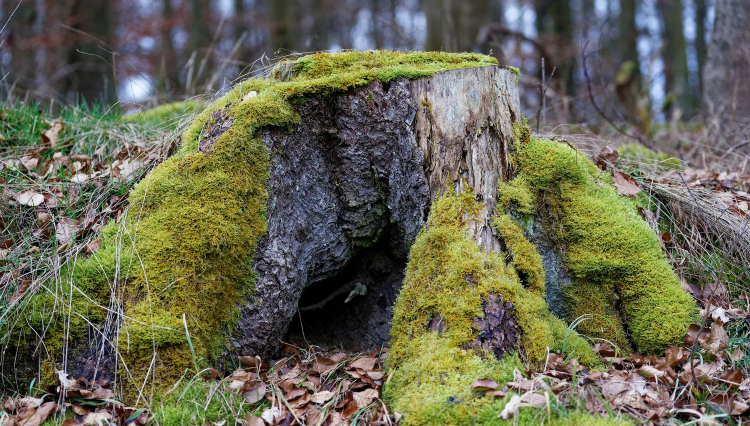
xmin=658 ymin=0 xmax=693 ymax=118
xmin=211 ymin=65 xmax=522 ymax=361
xmin=703 ymin=0 xmax=750 ymax=148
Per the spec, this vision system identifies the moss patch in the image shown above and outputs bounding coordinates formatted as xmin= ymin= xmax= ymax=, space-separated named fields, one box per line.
xmin=500 ymin=136 xmax=697 ymax=354
xmin=5 ymin=50 xmax=502 ymax=398
xmin=385 ymin=188 xmax=598 ymax=425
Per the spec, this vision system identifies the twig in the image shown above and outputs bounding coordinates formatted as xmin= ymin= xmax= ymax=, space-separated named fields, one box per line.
xmin=535 ymin=58 xmax=556 ymax=131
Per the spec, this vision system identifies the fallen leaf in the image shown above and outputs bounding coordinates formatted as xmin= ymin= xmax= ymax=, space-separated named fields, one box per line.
xmin=720 ymin=369 xmax=743 ymax=387
xmin=305 ymin=404 xmax=322 ymax=425
xmin=37 ymin=212 xmax=52 ymax=227
xmin=310 ymin=390 xmax=335 ymax=404
xmin=349 ymin=357 xmax=377 ymax=371
xmin=70 ymin=174 xmax=89 ymax=183
xmin=594 ymin=146 xmax=619 ymax=170
xmin=285 ymin=388 xmax=307 ymax=401
xmin=611 ymin=171 xmax=641 ymax=198
xmin=312 ymin=357 xmax=338 ymax=374
xmin=244 ymin=413 xmax=264 ymax=426
xmin=243 ymin=381 xmax=267 ymax=404
xmin=261 ymin=407 xmax=280 ymax=424
xmin=25 ymin=402 xmax=56 ymax=426
xmin=707 ymin=322 xmax=729 ymax=357
xmin=520 ymin=393 xmax=547 ymax=406
xmin=82 ymin=411 xmax=111 ymax=426
xmin=21 ymin=156 xmax=39 ymax=170
xmin=352 ymin=388 xmax=379 ymax=409
xmin=85 ymin=239 xmax=102 ymax=254
xmin=471 ymin=379 xmax=499 ymax=390
xmin=55 ymin=218 xmax=80 ymax=245
xmin=42 ymin=121 xmax=64 ymax=147
xmin=16 ymin=190 xmax=45 ymax=207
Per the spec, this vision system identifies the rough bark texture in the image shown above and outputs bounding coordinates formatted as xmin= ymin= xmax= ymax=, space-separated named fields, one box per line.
xmin=221 ymin=66 xmax=522 ymax=360
xmin=704 ymin=0 xmax=750 ymax=147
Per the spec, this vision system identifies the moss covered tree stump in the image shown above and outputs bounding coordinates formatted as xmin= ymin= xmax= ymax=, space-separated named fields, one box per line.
xmin=0 ymin=52 xmax=695 ymax=409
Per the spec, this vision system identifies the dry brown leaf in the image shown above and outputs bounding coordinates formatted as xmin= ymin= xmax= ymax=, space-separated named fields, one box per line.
xmin=507 ymin=380 xmax=540 ymax=392
xmin=593 ymin=146 xmax=619 ymax=170
xmin=82 ymin=411 xmax=112 ymax=426
xmin=285 ymin=388 xmax=307 ymax=401
xmin=312 ymin=357 xmax=338 ymax=374
xmin=352 ymin=388 xmax=379 ymax=409
xmin=330 ymin=352 xmax=347 ymax=363
xmin=244 ymin=413 xmax=264 ymax=426
xmin=42 ymin=121 xmax=64 ymax=147
xmin=310 ymin=390 xmax=335 ymax=404
xmin=85 ymin=239 xmax=102 ymax=254
xmin=349 ymin=357 xmax=377 ymax=371
xmin=305 ymin=404 xmax=322 ymax=425
xmin=16 ymin=190 xmax=45 ymax=207
xmin=720 ymin=369 xmax=743 ymax=387
xmin=70 ymin=174 xmax=89 ymax=183
xmin=24 ymin=402 xmax=56 ymax=426
xmin=55 ymin=218 xmax=80 ymax=246
xmin=21 ymin=156 xmax=39 ymax=170
xmin=71 ymin=405 xmax=90 ymax=416
xmin=243 ymin=381 xmax=267 ymax=404
xmin=520 ymin=393 xmax=547 ymax=406
xmin=683 ymin=324 xmax=710 ymax=346
xmin=611 ymin=171 xmax=641 ymax=198
xmin=707 ymin=322 xmax=729 ymax=357
xmin=341 ymin=399 xmax=360 ymax=419
xmin=471 ymin=379 xmax=499 ymax=390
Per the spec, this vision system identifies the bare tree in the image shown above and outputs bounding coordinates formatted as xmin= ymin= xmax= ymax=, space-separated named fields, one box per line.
xmin=703 ymin=0 xmax=750 ymax=148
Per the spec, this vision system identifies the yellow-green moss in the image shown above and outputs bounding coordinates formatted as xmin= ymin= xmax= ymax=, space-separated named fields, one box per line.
xmin=493 ymin=214 xmax=545 ymax=295
xmin=500 ymin=136 xmax=697 ymax=354
xmin=4 ymin=51 xmax=502 ymax=398
xmin=385 ymin=188 xmax=599 ymax=425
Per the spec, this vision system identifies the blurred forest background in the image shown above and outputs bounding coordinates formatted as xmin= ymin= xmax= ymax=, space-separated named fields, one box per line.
xmin=1 ymin=0 xmax=749 ymax=155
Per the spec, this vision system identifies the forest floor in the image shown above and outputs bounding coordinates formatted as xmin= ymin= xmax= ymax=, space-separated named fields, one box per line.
xmin=1 ymin=102 xmax=749 ymax=426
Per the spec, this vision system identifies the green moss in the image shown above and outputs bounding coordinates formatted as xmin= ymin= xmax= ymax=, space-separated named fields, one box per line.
xmin=386 ymin=188 xmax=598 ymax=425
xmin=500 ymin=137 xmax=697 ymax=354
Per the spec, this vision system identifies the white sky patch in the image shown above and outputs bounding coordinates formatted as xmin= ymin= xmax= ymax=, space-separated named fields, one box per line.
xmin=119 ymin=75 xmax=154 ymax=103
xmin=352 ymin=8 xmax=376 ymax=50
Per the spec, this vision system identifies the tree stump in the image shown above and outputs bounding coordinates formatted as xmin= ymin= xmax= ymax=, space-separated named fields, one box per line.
xmin=226 ymin=64 xmax=523 ymax=360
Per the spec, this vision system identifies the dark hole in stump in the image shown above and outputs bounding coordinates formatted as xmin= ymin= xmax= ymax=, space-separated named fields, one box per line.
xmin=285 ymin=239 xmax=405 ymax=352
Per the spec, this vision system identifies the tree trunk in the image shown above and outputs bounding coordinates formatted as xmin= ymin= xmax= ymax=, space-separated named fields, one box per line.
xmin=703 ymin=0 xmax=750 ymax=147
xmin=658 ymin=0 xmax=693 ymax=118
xmin=224 ymin=65 xmax=522 ymax=361
xmin=2 ymin=0 xmax=37 ymax=96
xmin=425 ymin=0 xmax=491 ymax=52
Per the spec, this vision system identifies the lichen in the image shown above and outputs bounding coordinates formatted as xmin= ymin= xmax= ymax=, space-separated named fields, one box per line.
xmin=3 ymin=50 xmax=502 ymax=398
xmin=499 ymin=136 xmax=697 ymax=354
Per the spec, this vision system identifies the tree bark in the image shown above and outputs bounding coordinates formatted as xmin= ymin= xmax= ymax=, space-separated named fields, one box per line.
xmin=703 ymin=0 xmax=750 ymax=147
xmin=658 ymin=0 xmax=694 ymax=117
xmin=217 ymin=65 xmax=522 ymax=361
